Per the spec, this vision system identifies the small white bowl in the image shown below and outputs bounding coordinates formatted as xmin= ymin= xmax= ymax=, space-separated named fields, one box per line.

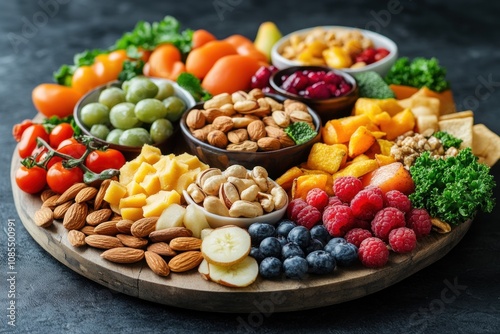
xmin=271 ymin=26 xmax=398 ymax=76
xmin=182 ymin=189 xmax=288 ymax=229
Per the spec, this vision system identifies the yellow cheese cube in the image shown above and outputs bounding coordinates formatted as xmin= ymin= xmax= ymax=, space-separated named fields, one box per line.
xmin=152 ymin=154 xmax=175 ymax=171
xmin=174 ymin=168 xmax=200 ymax=195
xmin=175 ymin=153 xmax=208 ymax=171
xmin=120 ymin=207 xmax=144 ymax=221
xmin=119 ymin=193 xmax=147 ymax=209
xmin=126 ymin=180 xmax=146 ymax=196
xmin=140 ymin=144 xmax=162 ymax=164
xmin=133 ymin=162 xmax=157 ymax=183
xmin=103 ymin=180 xmax=127 ymax=205
xmin=158 ymin=159 xmax=189 ymax=191
xmin=143 ymin=190 xmax=181 ymax=217
xmin=119 ymin=159 xmax=142 ymax=185
xmin=140 ymin=174 xmax=161 ymax=195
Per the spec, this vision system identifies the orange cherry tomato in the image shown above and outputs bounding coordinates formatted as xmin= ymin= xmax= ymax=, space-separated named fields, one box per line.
xmin=185 ymin=40 xmax=237 ymax=79
xmin=192 ymin=29 xmax=217 ymax=49
xmin=148 ymin=44 xmax=183 ymax=80
xmin=224 ymin=34 xmax=268 ymax=63
xmin=92 ymin=55 xmax=119 ymax=86
xmin=32 ymin=83 xmax=82 ymax=118
xmin=72 ymin=65 xmax=99 ymax=95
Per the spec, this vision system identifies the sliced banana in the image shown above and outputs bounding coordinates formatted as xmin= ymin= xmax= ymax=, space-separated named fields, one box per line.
xmin=208 ymin=256 xmax=259 ymax=288
xmin=201 ymin=225 xmax=251 ymax=266
xmin=198 ymin=259 xmax=210 ymax=281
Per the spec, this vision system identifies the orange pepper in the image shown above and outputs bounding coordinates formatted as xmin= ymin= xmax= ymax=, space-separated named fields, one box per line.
xmin=224 ymin=34 xmax=268 ymax=64
xmin=185 ymin=40 xmax=237 ymax=79
xmin=71 ymin=65 xmax=99 ymax=95
xmin=92 ymin=50 xmax=128 ymax=85
xmin=147 ymin=44 xmax=185 ymax=80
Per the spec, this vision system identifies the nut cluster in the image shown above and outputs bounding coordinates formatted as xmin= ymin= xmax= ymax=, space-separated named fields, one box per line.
xmin=390 ymin=131 xmax=459 ymax=169
xmin=187 ymin=165 xmax=288 ymax=218
xmin=185 ymin=88 xmax=316 ymax=152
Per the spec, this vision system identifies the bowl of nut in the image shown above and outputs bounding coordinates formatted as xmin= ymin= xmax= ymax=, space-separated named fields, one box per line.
xmin=179 ymin=88 xmax=322 ymax=179
xmin=269 ymin=65 xmax=359 ymax=122
xmin=271 ymin=26 xmax=398 ymax=76
xmin=74 ymin=76 xmax=195 ymax=158
xmin=183 ymin=165 xmax=289 ymax=228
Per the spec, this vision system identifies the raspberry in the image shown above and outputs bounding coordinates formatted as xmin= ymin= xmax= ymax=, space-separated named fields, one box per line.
xmin=350 ymin=187 xmax=384 ymax=220
xmin=406 ymin=208 xmax=432 ymax=238
xmin=328 ymin=196 xmax=345 ymax=207
xmin=322 ymin=205 xmax=355 ymax=237
xmin=333 ymin=176 xmax=363 ymax=203
xmin=358 ymin=237 xmax=389 ymax=268
xmin=295 ymin=205 xmax=322 ymax=229
xmin=388 ymin=227 xmax=417 ymax=253
xmin=384 ymin=190 xmax=412 ymax=214
xmin=306 ymin=188 xmax=329 ymax=211
xmin=371 ymin=207 xmax=406 ymax=240
xmin=353 ymin=218 xmax=371 ymax=230
xmin=287 ymin=199 xmax=308 ymax=221
xmin=345 ymin=228 xmax=372 ymax=248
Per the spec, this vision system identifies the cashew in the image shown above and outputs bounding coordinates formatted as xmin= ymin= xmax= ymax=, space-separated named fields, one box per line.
xmin=229 ymin=200 xmax=263 ymax=218
xmin=250 ymin=166 xmax=269 ymax=191
xmin=258 ymin=192 xmax=275 ymax=213
xmin=223 ymin=165 xmax=248 ymax=179
xmin=202 ymin=174 xmax=227 ymax=196
xmin=187 ymin=183 xmax=206 ymax=203
xmin=271 ymin=186 xmax=288 ymax=210
xmin=240 ymin=184 xmax=260 ymax=202
xmin=227 ymin=177 xmax=256 ymax=194
xmin=196 ymin=168 xmax=222 ymax=188
xmin=203 ymin=196 xmax=230 ymax=217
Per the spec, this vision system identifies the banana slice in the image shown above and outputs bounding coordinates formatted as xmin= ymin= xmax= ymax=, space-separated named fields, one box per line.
xmin=198 ymin=259 xmax=211 ymax=280
xmin=201 ymin=225 xmax=251 ymax=266
xmin=208 ymin=256 xmax=259 ymax=288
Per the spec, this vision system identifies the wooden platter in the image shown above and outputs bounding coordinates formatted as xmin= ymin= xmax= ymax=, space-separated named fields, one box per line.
xmin=11 ymin=149 xmax=472 ymax=313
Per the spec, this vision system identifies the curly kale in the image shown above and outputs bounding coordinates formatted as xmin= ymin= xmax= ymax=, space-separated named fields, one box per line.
xmin=409 ymin=149 xmax=496 ymax=225
xmin=385 ymin=57 xmax=450 ymax=92
xmin=433 ymin=131 xmax=463 ymax=150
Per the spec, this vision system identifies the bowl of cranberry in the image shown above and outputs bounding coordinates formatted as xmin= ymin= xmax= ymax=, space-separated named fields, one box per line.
xmin=268 ymin=65 xmax=359 ymax=123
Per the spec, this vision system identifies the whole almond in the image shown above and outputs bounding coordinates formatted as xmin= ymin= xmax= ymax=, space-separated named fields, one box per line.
xmin=116 ymin=219 xmax=134 ymax=234
xmin=101 ymin=247 xmax=145 ymax=264
xmin=53 ymin=201 xmax=73 ymax=220
xmin=56 ymin=183 xmax=87 ymax=205
xmin=75 ymin=187 xmax=98 ymax=203
xmin=86 ymin=208 xmax=113 ymax=226
xmin=169 ymin=237 xmax=202 ymax=251
xmin=147 ymin=242 xmax=177 ymax=257
xmin=40 ymin=189 xmax=57 ymax=202
xmin=42 ymin=194 xmax=60 ymax=209
xmin=67 ymin=230 xmax=86 ymax=247
xmin=145 ymin=251 xmax=170 ymax=277
xmin=94 ymin=221 xmax=119 ymax=236
xmin=94 ymin=179 xmax=111 ymax=210
xmin=110 ymin=214 xmax=122 ymax=221
xmin=85 ymin=235 xmax=123 ymax=249
xmin=168 ymin=251 xmax=203 ymax=272
xmin=34 ymin=207 xmax=53 ymax=228
xmin=149 ymin=227 xmax=193 ymax=243
xmin=116 ymin=234 xmax=148 ymax=249
xmin=63 ymin=202 xmax=88 ymax=230
xmin=130 ymin=217 xmax=159 ymax=238
xmin=80 ymin=226 xmax=96 ymax=236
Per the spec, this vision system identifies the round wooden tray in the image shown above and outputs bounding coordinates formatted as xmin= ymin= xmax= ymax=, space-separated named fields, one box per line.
xmin=11 ymin=149 xmax=472 ymax=313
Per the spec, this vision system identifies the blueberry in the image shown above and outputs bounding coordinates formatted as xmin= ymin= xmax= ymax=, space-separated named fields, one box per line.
xmin=259 ymin=237 xmax=282 ymax=258
xmin=324 ymin=237 xmax=347 ymax=254
xmin=287 ymin=226 xmax=311 ymax=250
xmin=306 ymin=250 xmax=336 ymax=274
xmin=305 ymin=238 xmax=324 ymax=254
xmin=259 ymin=257 xmax=283 ymax=279
xmin=310 ymin=225 xmax=331 ymax=245
xmin=331 ymin=242 xmax=358 ymax=267
xmin=276 ymin=219 xmax=296 ymax=237
xmin=249 ymin=246 xmax=265 ymax=263
xmin=282 ymin=242 xmax=305 ymax=259
xmin=283 ymin=256 xmax=309 ymax=279
xmin=248 ymin=222 xmax=276 ymax=245
xmin=277 ymin=235 xmax=288 ymax=248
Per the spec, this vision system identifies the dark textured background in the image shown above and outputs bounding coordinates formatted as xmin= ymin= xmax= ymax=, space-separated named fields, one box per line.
xmin=1 ymin=0 xmax=500 ymax=333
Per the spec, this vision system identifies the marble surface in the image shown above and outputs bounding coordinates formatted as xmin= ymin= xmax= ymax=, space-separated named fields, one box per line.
xmin=1 ymin=0 xmax=499 ymax=333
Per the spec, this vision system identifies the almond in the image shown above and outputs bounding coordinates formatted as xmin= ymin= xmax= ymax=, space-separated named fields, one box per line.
xmin=168 ymin=251 xmax=203 ymax=272
xmin=40 ymin=189 xmax=57 ymax=202
xmin=75 ymin=187 xmax=98 ymax=203
xmin=93 ymin=221 xmax=119 ymax=236
xmin=85 ymin=235 xmax=123 ymax=249
xmin=34 ymin=207 xmax=53 ymax=228
xmin=86 ymin=208 xmax=113 ymax=226
xmin=62 ymin=202 xmax=88 ymax=230
xmin=67 ymin=230 xmax=86 ymax=247
xmin=94 ymin=179 xmax=111 ymax=210
xmin=56 ymin=183 xmax=87 ymax=205
xmin=130 ymin=217 xmax=159 ymax=238
xmin=80 ymin=226 xmax=96 ymax=236
xmin=116 ymin=234 xmax=148 ymax=249
xmin=110 ymin=214 xmax=123 ymax=221
xmin=101 ymin=247 xmax=145 ymax=263
xmin=42 ymin=194 xmax=60 ymax=209
xmin=147 ymin=242 xmax=177 ymax=257
xmin=145 ymin=251 xmax=170 ymax=277
xmin=115 ymin=219 xmax=134 ymax=234
xmin=169 ymin=237 xmax=202 ymax=251
xmin=53 ymin=201 xmax=73 ymax=220
xmin=148 ymin=227 xmax=193 ymax=243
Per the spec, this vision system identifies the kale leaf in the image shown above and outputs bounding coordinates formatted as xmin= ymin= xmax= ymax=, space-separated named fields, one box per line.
xmin=385 ymin=57 xmax=450 ymax=92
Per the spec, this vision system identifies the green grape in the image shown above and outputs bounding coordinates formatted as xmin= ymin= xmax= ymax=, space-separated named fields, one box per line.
xmin=134 ymin=98 xmax=167 ymax=123
xmin=150 ymin=118 xmax=174 ymax=144
xmin=119 ymin=128 xmax=152 ymax=147
xmin=90 ymin=124 xmax=110 ymax=140
xmin=110 ymin=102 xmax=141 ymax=129
xmin=121 ymin=80 xmax=131 ymax=93
xmin=163 ymin=96 xmax=186 ymax=122
xmin=80 ymin=102 xmax=110 ymax=127
xmin=99 ymin=87 xmax=126 ymax=109
xmin=106 ymin=128 xmax=124 ymax=144
xmin=154 ymin=81 xmax=175 ymax=100
xmin=125 ymin=77 xmax=159 ymax=104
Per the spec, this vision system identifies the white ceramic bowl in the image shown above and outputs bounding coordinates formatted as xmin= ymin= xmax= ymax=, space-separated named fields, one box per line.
xmin=182 ymin=188 xmax=288 ymax=229
xmin=271 ymin=26 xmax=398 ymax=76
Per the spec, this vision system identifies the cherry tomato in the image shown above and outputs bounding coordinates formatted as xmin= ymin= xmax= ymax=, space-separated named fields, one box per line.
xmin=57 ymin=137 xmax=78 ymax=149
xmin=18 ymin=124 xmax=49 ymax=158
xmin=72 ymin=65 xmax=99 ymax=95
xmin=31 ymin=145 xmax=48 ymax=162
xmin=85 ymin=148 xmax=126 ymax=173
xmin=15 ymin=165 xmax=47 ymax=194
xmin=49 ymin=123 xmax=74 ymax=148
xmin=12 ymin=119 xmax=34 ymax=142
xmin=46 ymin=161 xmax=84 ymax=194
xmin=42 ymin=142 xmax=87 ymax=170
xmin=32 ymin=83 xmax=82 ymax=118
xmin=92 ymin=53 xmax=124 ymax=86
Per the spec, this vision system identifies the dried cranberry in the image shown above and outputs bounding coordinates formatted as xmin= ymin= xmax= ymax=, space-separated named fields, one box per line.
xmin=374 ymin=48 xmax=390 ymax=61
xmin=305 ymin=81 xmax=331 ymax=99
xmin=251 ymin=66 xmax=274 ymax=89
xmin=307 ymin=70 xmax=326 ymax=83
xmin=324 ymin=71 xmax=343 ymax=85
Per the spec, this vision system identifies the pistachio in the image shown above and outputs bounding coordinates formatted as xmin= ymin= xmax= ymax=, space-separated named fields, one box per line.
xmin=187 ymin=183 xmax=206 ymax=203
xmin=231 ymin=91 xmax=249 ymax=103
xmin=196 ymin=168 xmax=222 ymax=188
xmin=201 ymin=174 xmax=227 ymax=196
xmin=272 ymin=110 xmax=290 ymax=127
xmin=219 ymin=182 xmax=240 ymax=209
xmin=223 ymin=165 xmax=248 ymax=179
xmin=289 ymin=110 xmax=313 ymax=123
xmin=234 ymin=100 xmax=258 ymax=113
xmin=248 ymin=88 xmax=266 ymax=100
xmin=203 ymin=92 xmax=232 ymax=109
xmin=264 ymin=97 xmax=284 ymax=111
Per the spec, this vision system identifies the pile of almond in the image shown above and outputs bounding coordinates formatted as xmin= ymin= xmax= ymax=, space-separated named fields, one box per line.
xmin=34 ymin=181 xmax=203 ymax=278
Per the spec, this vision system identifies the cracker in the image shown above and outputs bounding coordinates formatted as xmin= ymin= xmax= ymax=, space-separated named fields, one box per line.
xmin=438 ymin=116 xmax=474 ymax=149
xmin=439 ymin=110 xmax=474 ymax=121
xmin=472 ymin=124 xmax=500 ymax=166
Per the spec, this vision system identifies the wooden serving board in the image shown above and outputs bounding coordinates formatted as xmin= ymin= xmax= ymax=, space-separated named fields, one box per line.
xmin=11 ymin=149 xmax=472 ymax=313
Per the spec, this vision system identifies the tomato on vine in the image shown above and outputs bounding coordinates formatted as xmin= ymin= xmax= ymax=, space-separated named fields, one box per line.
xmin=85 ymin=148 xmax=126 ymax=173
xmin=18 ymin=124 xmax=49 ymax=158
xmin=46 ymin=161 xmax=84 ymax=194
xmin=15 ymin=165 xmax=47 ymax=194
xmin=49 ymin=123 xmax=74 ymax=148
